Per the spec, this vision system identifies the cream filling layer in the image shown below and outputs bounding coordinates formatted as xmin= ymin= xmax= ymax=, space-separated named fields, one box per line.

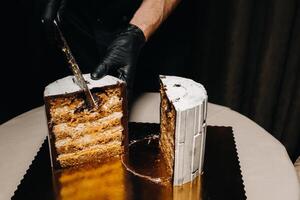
xmin=51 ymin=96 xmax=122 ymax=119
xmin=57 ymin=140 xmax=122 ymax=161
xmin=53 ymin=112 xmax=123 ymax=139
xmin=55 ymin=126 xmax=123 ymax=154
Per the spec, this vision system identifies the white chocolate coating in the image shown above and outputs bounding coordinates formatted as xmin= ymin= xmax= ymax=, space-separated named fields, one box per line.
xmin=159 ymin=75 xmax=207 ymax=111
xmin=160 ymin=75 xmax=208 ymax=186
xmin=44 ymin=74 xmax=124 ymax=97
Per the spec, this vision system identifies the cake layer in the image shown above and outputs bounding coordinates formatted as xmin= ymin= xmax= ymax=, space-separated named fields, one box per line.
xmin=53 ymin=112 xmax=123 ymax=140
xmin=49 ymin=93 xmax=122 ymax=125
xmin=58 ymin=140 xmax=123 ymax=167
xmin=56 ymin=125 xmax=123 ymax=154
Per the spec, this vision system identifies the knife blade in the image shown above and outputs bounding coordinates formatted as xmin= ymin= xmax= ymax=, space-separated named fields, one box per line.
xmin=53 ymin=19 xmax=97 ymax=109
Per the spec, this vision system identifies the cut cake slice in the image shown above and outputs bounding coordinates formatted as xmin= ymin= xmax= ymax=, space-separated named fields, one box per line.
xmin=159 ymin=75 xmax=208 ymax=186
xmin=44 ymin=74 xmax=127 ymax=168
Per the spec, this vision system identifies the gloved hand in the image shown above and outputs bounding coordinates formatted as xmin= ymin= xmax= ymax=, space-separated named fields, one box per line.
xmin=91 ymin=24 xmax=146 ymax=98
xmin=41 ymin=0 xmax=67 ymax=44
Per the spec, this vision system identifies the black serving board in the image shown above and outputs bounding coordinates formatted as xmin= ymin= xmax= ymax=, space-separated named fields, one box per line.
xmin=12 ymin=123 xmax=246 ymax=200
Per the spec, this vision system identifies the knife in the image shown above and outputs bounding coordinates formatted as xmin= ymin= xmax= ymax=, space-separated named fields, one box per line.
xmin=53 ymin=19 xmax=97 ymax=109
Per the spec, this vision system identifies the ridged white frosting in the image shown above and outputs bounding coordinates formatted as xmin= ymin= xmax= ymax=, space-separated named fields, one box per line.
xmin=44 ymin=74 xmax=124 ymax=97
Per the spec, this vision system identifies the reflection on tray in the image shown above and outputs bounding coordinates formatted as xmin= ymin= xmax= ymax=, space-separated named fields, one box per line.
xmin=12 ymin=123 xmax=245 ymax=200
xmin=56 ymin=159 xmax=126 ymax=200
xmin=54 ymin=136 xmax=202 ymax=200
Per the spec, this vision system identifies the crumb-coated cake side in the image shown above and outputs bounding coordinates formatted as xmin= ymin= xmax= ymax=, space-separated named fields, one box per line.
xmin=159 ymin=75 xmax=208 ymax=186
xmin=44 ymin=75 xmax=128 ymax=168
xmin=160 ymin=87 xmax=176 ymax=178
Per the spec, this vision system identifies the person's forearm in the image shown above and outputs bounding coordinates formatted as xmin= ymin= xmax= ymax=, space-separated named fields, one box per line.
xmin=130 ymin=0 xmax=181 ymax=40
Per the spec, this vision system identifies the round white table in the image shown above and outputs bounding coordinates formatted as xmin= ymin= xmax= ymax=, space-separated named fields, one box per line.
xmin=0 ymin=93 xmax=299 ymax=200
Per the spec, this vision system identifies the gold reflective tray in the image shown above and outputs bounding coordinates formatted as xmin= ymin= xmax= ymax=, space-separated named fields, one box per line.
xmin=52 ymin=136 xmax=201 ymax=200
xmin=12 ymin=123 xmax=246 ymax=200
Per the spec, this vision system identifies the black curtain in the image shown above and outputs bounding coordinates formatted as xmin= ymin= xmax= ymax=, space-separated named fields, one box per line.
xmin=135 ymin=0 xmax=300 ymax=161
xmin=2 ymin=0 xmax=300 ymax=161
xmin=187 ymin=0 xmax=300 ymax=162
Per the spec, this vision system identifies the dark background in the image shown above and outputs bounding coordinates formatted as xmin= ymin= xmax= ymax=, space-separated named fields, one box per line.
xmin=2 ymin=0 xmax=300 ymax=161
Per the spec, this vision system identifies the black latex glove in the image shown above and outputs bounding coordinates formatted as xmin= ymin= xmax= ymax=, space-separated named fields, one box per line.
xmin=41 ymin=0 xmax=67 ymax=44
xmin=91 ymin=24 xmax=146 ymax=98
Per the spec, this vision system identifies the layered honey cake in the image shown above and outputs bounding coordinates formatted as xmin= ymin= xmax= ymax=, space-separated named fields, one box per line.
xmin=159 ymin=75 xmax=207 ymax=186
xmin=44 ymin=75 xmax=127 ymax=168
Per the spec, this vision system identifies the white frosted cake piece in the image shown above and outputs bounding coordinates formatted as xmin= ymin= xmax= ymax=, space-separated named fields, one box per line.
xmin=44 ymin=74 xmax=124 ymax=97
xmin=159 ymin=75 xmax=207 ymax=186
xmin=44 ymin=74 xmax=128 ymax=168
